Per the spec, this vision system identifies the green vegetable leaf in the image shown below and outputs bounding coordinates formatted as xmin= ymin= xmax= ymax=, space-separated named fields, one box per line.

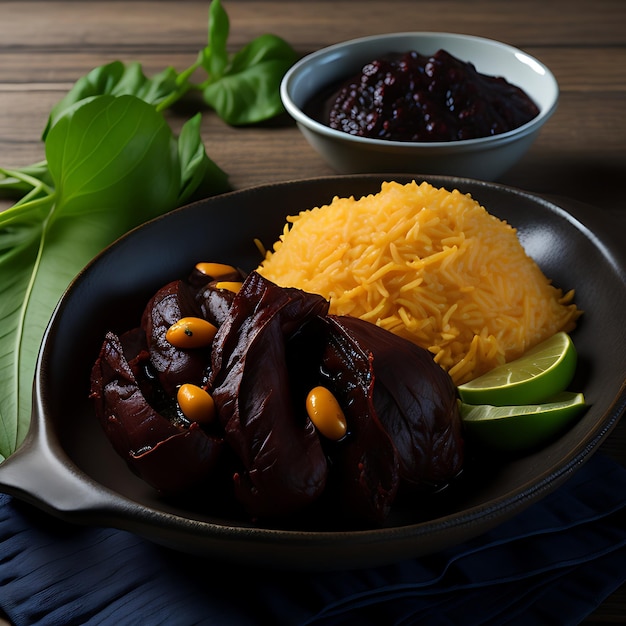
xmin=203 ymin=0 xmax=230 ymax=78
xmin=42 ymin=61 xmax=185 ymax=140
xmin=46 ymin=95 xmax=181 ymax=218
xmin=203 ymin=34 xmax=298 ymax=125
xmin=228 ymin=33 xmax=298 ymax=75
xmin=177 ymin=113 xmax=230 ymax=205
xmin=0 ymin=95 xmax=185 ymax=461
xmin=199 ymin=1 xmax=298 ymax=126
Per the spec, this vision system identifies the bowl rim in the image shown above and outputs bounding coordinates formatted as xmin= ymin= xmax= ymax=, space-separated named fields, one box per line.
xmin=281 ymin=31 xmax=559 ymax=150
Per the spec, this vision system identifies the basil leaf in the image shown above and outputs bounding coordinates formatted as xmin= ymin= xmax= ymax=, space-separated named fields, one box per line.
xmin=203 ymin=34 xmax=298 ymax=125
xmin=43 ymin=61 xmax=183 ymax=139
xmin=47 ymin=95 xmax=180 ymax=218
xmin=228 ymin=34 xmax=298 ymax=74
xmin=177 ymin=113 xmax=230 ymax=205
xmin=0 ymin=95 xmax=184 ymax=461
xmin=202 ymin=0 xmax=230 ymax=78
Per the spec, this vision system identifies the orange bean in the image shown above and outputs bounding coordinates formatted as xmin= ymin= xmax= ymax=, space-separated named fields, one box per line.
xmin=165 ymin=316 xmax=218 ymax=349
xmin=305 ymin=386 xmax=347 ymax=440
xmin=195 ymin=262 xmax=237 ymax=278
xmin=177 ymin=383 xmax=216 ymax=424
xmin=215 ymin=281 xmax=243 ymax=294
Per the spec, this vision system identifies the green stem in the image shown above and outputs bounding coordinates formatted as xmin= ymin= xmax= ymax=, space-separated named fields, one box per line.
xmin=0 ymin=167 xmax=53 ymax=197
xmin=155 ymin=60 xmax=204 ymax=113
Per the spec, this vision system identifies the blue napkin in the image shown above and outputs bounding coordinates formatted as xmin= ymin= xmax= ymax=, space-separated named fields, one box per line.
xmin=1 ymin=452 xmax=625 ymax=626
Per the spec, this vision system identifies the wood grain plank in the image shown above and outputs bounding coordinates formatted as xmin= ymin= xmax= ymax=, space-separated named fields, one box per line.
xmin=2 ymin=1 xmax=626 ymax=50
xmin=2 ymin=47 xmax=626 ymax=91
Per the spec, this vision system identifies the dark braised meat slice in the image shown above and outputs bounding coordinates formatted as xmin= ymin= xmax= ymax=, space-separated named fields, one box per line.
xmin=332 ymin=315 xmax=464 ymax=492
xmin=196 ymin=282 xmax=238 ymax=328
xmin=141 ymin=280 xmax=208 ymax=396
xmin=89 ymin=330 xmax=222 ymax=494
xmin=208 ymin=272 xmax=330 ymax=519
xmin=320 ymin=315 xmax=400 ymax=524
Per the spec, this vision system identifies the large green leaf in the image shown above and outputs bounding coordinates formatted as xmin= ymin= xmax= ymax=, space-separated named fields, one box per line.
xmin=46 ymin=95 xmax=180 ymax=219
xmin=0 ymin=95 xmax=182 ymax=461
xmin=42 ymin=61 xmax=183 ymax=140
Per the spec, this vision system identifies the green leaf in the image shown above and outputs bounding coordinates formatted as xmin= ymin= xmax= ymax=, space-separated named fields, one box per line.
xmin=202 ymin=33 xmax=297 ymax=125
xmin=228 ymin=34 xmax=298 ymax=74
xmin=47 ymin=95 xmax=180 ymax=219
xmin=0 ymin=202 xmax=50 ymax=461
xmin=177 ymin=113 xmax=230 ymax=205
xmin=42 ymin=61 xmax=183 ymax=139
xmin=202 ymin=0 xmax=230 ymax=78
xmin=0 ymin=95 xmax=183 ymax=461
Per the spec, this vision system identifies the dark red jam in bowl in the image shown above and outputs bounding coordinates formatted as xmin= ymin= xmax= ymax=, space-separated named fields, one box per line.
xmin=318 ymin=49 xmax=540 ymax=142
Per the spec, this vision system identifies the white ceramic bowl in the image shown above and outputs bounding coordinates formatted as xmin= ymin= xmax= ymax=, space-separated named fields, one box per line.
xmin=281 ymin=32 xmax=559 ymax=180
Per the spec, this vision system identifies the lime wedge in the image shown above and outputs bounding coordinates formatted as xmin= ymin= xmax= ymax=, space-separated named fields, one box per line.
xmin=459 ymin=391 xmax=587 ymax=452
xmin=457 ymin=332 xmax=577 ymax=406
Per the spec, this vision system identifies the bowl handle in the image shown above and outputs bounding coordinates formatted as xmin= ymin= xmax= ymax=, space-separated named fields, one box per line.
xmin=0 ymin=402 xmax=127 ymax=522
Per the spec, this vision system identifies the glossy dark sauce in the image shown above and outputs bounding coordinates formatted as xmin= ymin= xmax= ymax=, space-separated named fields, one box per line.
xmin=305 ymin=49 xmax=540 ymax=142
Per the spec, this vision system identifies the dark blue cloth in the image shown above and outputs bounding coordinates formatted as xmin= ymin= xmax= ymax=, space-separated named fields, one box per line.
xmin=1 ymin=453 xmax=625 ymax=626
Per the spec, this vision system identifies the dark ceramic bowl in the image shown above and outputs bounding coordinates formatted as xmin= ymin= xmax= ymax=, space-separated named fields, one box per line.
xmin=0 ymin=175 xmax=624 ymax=571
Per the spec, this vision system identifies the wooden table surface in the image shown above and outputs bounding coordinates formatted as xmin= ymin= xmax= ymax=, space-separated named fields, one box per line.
xmin=1 ymin=1 xmax=624 ymax=622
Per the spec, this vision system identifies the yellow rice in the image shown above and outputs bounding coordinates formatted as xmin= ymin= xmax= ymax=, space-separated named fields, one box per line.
xmin=257 ymin=181 xmax=581 ymax=385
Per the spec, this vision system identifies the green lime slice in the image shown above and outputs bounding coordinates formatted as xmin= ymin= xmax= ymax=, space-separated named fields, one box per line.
xmin=459 ymin=391 xmax=587 ymax=452
xmin=457 ymin=332 xmax=577 ymax=406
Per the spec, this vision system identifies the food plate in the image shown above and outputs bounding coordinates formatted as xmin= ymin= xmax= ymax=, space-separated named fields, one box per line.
xmin=0 ymin=175 xmax=624 ymax=570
